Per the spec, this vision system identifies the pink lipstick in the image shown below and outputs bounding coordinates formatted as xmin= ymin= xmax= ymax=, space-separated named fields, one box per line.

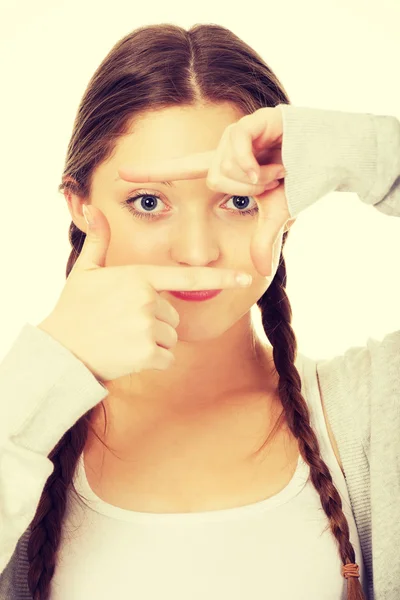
xmin=169 ymin=290 xmax=222 ymax=301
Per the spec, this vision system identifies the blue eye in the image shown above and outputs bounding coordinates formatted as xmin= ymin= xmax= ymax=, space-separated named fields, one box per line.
xmin=225 ymin=195 xmax=258 ymax=214
xmin=123 ymin=191 xmax=259 ymax=220
xmin=125 ymin=193 xmax=164 ymax=220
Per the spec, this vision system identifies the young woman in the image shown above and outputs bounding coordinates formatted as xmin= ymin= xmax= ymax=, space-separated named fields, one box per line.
xmin=0 ymin=22 xmax=399 ymax=600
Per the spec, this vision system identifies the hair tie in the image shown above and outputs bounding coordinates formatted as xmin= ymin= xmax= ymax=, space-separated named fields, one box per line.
xmin=342 ymin=562 xmax=360 ymax=579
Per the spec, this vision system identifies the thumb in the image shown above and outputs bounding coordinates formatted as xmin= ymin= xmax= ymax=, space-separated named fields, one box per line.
xmin=76 ymin=204 xmax=111 ymax=270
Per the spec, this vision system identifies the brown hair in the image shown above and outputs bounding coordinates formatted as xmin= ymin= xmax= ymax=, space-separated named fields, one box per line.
xmin=26 ymin=22 xmax=365 ymax=600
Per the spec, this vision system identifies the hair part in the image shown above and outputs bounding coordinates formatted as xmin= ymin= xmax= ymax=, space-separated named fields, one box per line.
xmin=26 ymin=22 xmax=365 ymax=600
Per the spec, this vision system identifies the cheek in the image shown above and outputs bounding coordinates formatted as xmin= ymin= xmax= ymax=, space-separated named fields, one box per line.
xmin=105 ymin=230 xmax=163 ymax=267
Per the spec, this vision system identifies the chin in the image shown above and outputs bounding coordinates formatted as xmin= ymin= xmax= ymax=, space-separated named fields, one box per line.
xmin=175 ymin=322 xmax=229 ymax=343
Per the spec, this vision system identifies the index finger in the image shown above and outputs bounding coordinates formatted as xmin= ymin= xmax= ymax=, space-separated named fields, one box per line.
xmin=134 ymin=265 xmax=253 ymax=291
xmin=118 ymin=150 xmax=214 ymax=182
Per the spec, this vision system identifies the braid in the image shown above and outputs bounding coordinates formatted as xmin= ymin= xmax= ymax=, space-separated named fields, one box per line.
xmin=256 ymin=234 xmax=365 ymax=600
xmin=27 ymin=227 xmax=95 ymax=600
xmin=27 ymin=413 xmax=90 ymax=600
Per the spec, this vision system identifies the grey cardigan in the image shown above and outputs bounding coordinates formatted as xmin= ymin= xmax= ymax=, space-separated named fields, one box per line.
xmin=0 ymin=103 xmax=399 ymax=600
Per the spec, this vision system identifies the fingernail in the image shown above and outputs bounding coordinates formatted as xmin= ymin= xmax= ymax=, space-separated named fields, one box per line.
xmin=83 ymin=205 xmax=94 ymax=227
xmin=236 ymin=273 xmax=253 ymax=286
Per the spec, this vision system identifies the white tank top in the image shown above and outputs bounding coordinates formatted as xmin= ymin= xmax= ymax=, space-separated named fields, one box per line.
xmin=49 ymin=352 xmax=367 ymax=599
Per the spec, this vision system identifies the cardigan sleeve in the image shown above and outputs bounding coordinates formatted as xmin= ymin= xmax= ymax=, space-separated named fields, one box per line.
xmin=277 ymin=103 xmax=400 ymax=219
xmin=0 ymin=323 xmax=108 ymax=575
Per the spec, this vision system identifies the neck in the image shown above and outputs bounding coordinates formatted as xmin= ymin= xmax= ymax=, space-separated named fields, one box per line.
xmin=102 ymin=312 xmax=277 ymax=420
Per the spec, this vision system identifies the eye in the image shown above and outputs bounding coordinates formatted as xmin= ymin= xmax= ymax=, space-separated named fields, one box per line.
xmin=122 ymin=191 xmax=259 ymax=221
xmin=224 ymin=195 xmax=259 ymax=216
xmin=123 ymin=192 xmax=166 ymax=220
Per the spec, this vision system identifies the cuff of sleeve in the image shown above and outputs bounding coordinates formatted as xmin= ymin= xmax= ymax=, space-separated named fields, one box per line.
xmin=0 ymin=323 xmax=109 ymax=457
xmin=276 ymin=104 xmax=378 ymax=217
xmin=365 ymin=113 xmax=400 ymax=212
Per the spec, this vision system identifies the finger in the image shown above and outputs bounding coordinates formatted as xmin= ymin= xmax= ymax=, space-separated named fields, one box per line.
xmin=229 ymin=124 xmax=261 ymax=179
xmin=221 ymin=159 xmax=285 ymax=187
xmin=205 ymin=170 xmax=280 ymax=196
xmin=251 ymin=185 xmax=288 ymax=277
xmin=207 ymin=172 xmax=269 ymax=196
xmin=223 ymin=121 xmax=284 ymax=184
xmin=227 ymin=125 xmax=285 ymax=185
xmin=244 ymin=106 xmax=283 ymax=148
xmin=118 ymin=150 xmax=214 ymax=183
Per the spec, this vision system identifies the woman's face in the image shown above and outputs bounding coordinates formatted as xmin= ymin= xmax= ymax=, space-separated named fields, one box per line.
xmin=67 ymin=102 xmax=287 ymax=344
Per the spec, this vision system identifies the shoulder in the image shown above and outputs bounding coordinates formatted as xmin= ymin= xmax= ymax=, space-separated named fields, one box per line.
xmin=314 ymin=329 xmax=400 ymax=473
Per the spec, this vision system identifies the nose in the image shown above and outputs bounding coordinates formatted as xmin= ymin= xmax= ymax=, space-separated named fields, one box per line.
xmin=169 ymin=213 xmax=220 ymax=267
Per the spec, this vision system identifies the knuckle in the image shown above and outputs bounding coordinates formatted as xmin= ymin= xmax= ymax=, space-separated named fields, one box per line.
xmin=170 ymin=327 xmax=178 ymax=344
xmin=207 ymin=174 xmax=219 ymax=190
xmin=139 ymin=313 xmax=153 ymax=332
xmin=143 ymin=298 xmax=157 ymax=314
xmin=140 ymin=288 xmax=157 ymax=308
xmin=143 ymin=341 xmax=156 ymax=359
xmin=150 ymin=343 xmax=160 ymax=358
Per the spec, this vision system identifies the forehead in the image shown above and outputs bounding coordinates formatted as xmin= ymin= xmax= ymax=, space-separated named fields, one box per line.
xmin=110 ymin=103 xmax=245 ymax=171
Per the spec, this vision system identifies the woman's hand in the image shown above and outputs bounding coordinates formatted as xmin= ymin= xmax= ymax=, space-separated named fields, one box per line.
xmin=118 ymin=106 xmax=292 ymax=277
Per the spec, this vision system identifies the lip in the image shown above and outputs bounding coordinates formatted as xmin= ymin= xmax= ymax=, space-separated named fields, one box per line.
xmin=169 ymin=290 xmax=222 ymax=301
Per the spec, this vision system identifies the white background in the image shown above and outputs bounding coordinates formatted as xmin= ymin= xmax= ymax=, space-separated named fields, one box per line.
xmin=0 ymin=0 xmax=399 ymax=361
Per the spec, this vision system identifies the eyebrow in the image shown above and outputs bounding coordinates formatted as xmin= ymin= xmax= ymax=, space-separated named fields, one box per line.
xmin=115 ymin=175 xmax=175 ymax=187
